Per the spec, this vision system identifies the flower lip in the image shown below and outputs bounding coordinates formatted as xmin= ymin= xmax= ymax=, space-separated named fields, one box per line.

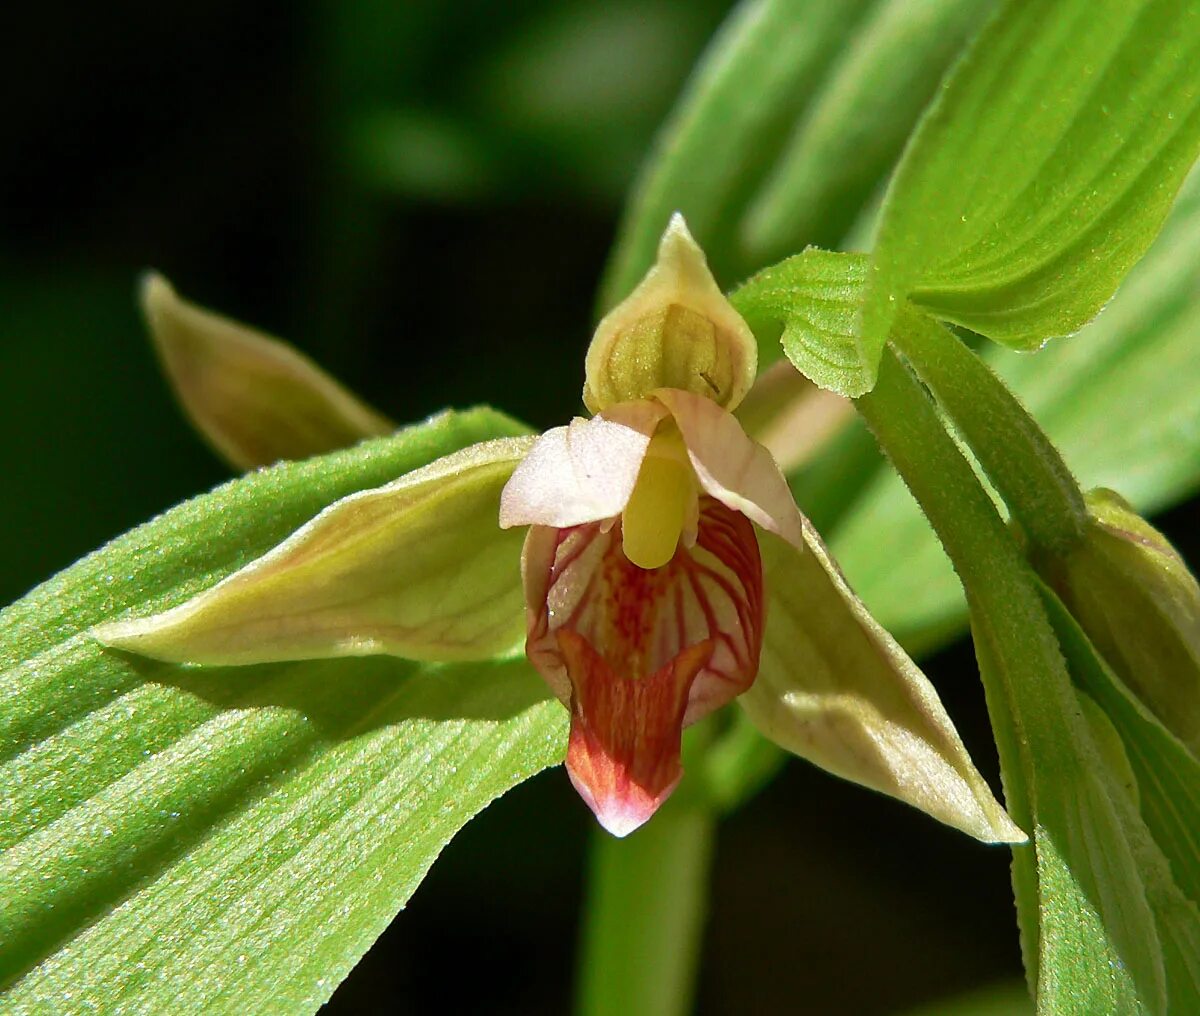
xmin=521 ymin=501 xmax=764 ymax=835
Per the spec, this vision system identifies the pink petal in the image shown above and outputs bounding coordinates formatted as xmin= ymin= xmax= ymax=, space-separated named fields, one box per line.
xmin=521 ymin=499 xmax=764 ymax=833
xmin=499 ymin=400 xmax=668 ymax=529
xmin=655 ymin=387 xmax=807 ymax=549
xmin=561 ymin=631 xmax=713 ymax=837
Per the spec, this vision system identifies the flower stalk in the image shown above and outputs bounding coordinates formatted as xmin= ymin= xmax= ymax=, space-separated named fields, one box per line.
xmin=853 ymin=345 xmax=1167 ymax=996
xmin=888 ymin=311 xmax=1088 ymax=557
xmin=575 ymin=726 xmax=717 ymax=1016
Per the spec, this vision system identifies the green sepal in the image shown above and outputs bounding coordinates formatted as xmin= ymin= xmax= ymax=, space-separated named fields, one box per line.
xmin=96 ymin=436 xmax=536 ymax=666
xmin=739 ymin=529 xmax=1023 ymax=844
xmin=143 ymin=274 xmax=394 ymax=470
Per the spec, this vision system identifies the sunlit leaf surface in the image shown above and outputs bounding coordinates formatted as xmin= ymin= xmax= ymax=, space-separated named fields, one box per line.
xmin=860 ymin=0 xmax=1200 ymax=375
xmin=0 ymin=409 xmax=566 ymax=1014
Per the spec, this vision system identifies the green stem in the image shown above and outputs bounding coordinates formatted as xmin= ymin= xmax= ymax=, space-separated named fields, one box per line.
xmin=855 ymin=347 xmax=1098 ymax=990
xmin=574 ymin=795 xmax=714 ymax=1016
xmin=890 ymin=313 xmax=1088 ymax=556
xmin=855 ymin=348 xmax=1089 ymax=819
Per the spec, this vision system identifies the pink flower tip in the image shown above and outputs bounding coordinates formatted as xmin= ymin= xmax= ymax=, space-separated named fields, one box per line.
xmin=566 ymin=758 xmax=679 ymax=838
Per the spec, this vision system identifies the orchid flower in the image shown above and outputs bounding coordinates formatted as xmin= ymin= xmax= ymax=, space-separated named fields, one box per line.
xmin=96 ymin=217 xmax=1024 ymax=843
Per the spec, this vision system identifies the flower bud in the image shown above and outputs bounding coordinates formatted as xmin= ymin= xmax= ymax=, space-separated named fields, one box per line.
xmin=143 ymin=273 xmax=393 ymax=469
xmin=1034 ymin=488 xmax=1200 ymax=753
xmin=583 ymin=214 xmax=757 ymax=414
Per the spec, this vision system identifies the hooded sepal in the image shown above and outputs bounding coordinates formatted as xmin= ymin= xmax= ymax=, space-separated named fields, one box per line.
xmin=95 ymin=437 xmax=535 ymax=665
xmin=739 ymin=528 xmax=1026 ymax=844
xmin=1034 ymin=487 xmax=1200 ymax=755
xmin=583 ymin=215 xmax=757 ymax=414
xmin=143 ymin=273 xmax=393 ymax=470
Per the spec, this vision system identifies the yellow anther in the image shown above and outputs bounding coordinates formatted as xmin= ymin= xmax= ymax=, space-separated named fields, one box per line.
xmin=621 ymin=431 xmax=696 ymax=570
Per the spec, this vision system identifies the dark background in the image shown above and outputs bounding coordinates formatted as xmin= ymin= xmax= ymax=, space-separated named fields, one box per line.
xmin=6 ymin=3 xmax=1192 ymax=1013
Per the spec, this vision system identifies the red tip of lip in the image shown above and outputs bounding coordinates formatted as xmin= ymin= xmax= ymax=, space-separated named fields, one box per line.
xmin=559 ymin=630 xmax=713 ymax=836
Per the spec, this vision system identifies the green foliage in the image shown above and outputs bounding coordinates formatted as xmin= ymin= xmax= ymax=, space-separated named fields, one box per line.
xmin=0 ymin=409 xmax=566 ymax=1013
xmin=835 ymin=164 xmax=1200 ymax=652
xmin=733 ymin=249 xmax=870 ymax=396
xmin=599 ymin=0 xmax=873 ymax=306
xmin=858 ymin=351 xmax=1200 ymax=1015
xmin=861 ymin=0 xmax=1200 ymax=378
xmin=742 ymin=0 xmax=995 ymax=261
xmin=1040 ymin=586 xmax=1200 ymax=911
xmin=1038 ymin=588 xmax=1200 ymax=1010
xmin=10 ymin=0 xmax=1200 ymax=1011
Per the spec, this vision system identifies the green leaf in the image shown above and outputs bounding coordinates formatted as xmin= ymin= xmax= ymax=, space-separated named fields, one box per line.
xmin=1039 ymin=584 xmax=1200 ymax=910
xmin=988 ymin=164 xmax=1200 ymax=514
xmin=860 ymin=0 xmax=1200 ymax=374
xmin=0 ymin=408 xmax=567 ymax=1013
xmin=742 ymin=0 xmax=995 ymax=262
xmin=857 ymin=349 xmax=1191 ymax=1014
xmin=599 ymin=0 xmax=873 ymax=310
xmin=732 ymin=249 xmax=873 ymax=397
xmin=833 ymin=164 xmax=1200 ymax=652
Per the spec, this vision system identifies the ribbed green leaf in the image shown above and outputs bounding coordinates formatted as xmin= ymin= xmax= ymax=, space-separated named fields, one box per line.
xmin=0 ymin=408 xmax=566 ymax=1014
xmin=599 ymin=0 xmax=873 ymax=310
xmin=733 ymin=249 xmax=872 ymax=396
xmin=742 ymin=0 xmax=994 ymax=262
xmin=834 ymin=165 xmax=1200 ymax=651
xmin=1038 ymin=588 xmax=1200 ymax=1010
xmin=1040 ymin=585 xmax=1200 ymax=910
xmin=860 ymin=0 xmax=1200 ymax=376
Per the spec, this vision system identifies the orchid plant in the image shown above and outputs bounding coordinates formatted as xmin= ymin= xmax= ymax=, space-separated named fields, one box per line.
xmin=97 ymin=217 xmax=1022 ymax=845
xmin=5 ymin=0 xmax=1200 ymax=1014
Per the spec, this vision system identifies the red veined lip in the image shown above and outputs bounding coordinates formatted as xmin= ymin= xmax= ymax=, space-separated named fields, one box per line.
xmin=521 ymin=497 xmax=763 ymax=835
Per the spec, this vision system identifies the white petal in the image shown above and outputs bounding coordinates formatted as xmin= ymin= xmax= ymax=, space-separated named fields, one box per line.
xmin=499 ymin=401 xmax=668 ymax=529
xmin=739 ymin=529 xmax=1026 ymax=844
xmin=655 ymin=387 xmax=807 ymax=549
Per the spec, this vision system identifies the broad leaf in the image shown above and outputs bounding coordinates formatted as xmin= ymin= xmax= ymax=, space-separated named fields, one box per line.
xmin=834 ymin=164 xmax=1200 ymax=652
xmin=599 ymin=0 xmax=873 ymax=309
xmin=742 ymin=0 xmax=994 ymax=261
xmin=860 ymin=0 xmax=1200 ymax=378
xmin=0 ymin=408 xmax=567 ymax=1014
